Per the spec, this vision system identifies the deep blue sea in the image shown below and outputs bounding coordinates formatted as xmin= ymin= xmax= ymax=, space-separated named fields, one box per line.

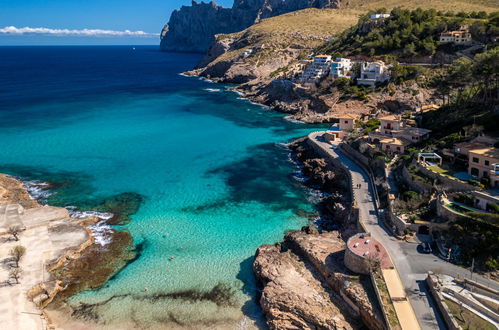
xmin=0 ymin=46 xmax=324 ymax=329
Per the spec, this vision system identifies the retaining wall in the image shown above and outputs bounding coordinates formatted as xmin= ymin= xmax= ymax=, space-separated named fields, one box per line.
xmin=415 ymin=162 xmax=475 ymax=192
xmin=401 ymin=166 xmax=433 ymax=194
xmin=425 ymin=273 xmax=461 ymax=330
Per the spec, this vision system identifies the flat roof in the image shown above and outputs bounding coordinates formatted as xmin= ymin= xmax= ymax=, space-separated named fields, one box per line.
xmin=468 ymin=147 xmax=499 ymax=159
xmin=401 ymin=127 xmax=432 ymax=136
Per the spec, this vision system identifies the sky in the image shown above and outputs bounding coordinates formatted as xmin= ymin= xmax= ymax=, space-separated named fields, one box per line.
xmin=0 ymin=0 xmax=233 ymax=45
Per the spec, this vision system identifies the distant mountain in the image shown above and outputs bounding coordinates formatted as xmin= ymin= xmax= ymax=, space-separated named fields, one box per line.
xmin=160 ymin=0 xmax=342 ymax=52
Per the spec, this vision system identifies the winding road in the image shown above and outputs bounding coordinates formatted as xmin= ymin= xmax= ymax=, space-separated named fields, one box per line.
xmin=308 ymin=132 xmax=499 ymax=330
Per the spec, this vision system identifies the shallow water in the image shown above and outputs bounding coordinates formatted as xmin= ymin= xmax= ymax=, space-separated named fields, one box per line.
xmin=0 ymin=46 xmax=325 ymax=328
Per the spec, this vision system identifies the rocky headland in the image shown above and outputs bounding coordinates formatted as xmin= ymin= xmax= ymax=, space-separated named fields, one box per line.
xmin=160 ymin=0 xmax=342 ymax=52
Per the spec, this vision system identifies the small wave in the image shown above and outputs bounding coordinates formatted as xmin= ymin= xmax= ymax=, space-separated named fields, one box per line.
xmin=67 ymin=207 xmax=114 ymax=221
xmin=204 ymin=88 xmax=221 ymax=92
xmin=22 ymin=180 xmax=52 ymax=202
xmin=284 ymin=115 xmax=305 ymax=124
xmin=198 ymin=77 xmax=214 ymax=83
xmin=178 ymin=72 xmax=191 ymax=77
xmin=88 ymin=220 xmax=114 ymax=246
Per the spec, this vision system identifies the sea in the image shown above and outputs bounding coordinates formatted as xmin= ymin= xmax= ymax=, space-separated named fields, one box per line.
xmin=0 ymin=45 xmax=325 ymax=329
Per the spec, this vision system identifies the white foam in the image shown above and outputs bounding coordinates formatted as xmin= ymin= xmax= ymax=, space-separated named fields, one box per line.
xmin=68 ymin=208 xmax=114 ymax=221
xmin=284 ymin=115 xmax=305 ymax=124
xmin=22 ymin=180 xmax=52 ymax=202
xmin=204 ymin=88 xmax=221 ymax=92
xmin=198 ymin=76 xmax=214 ymax=83
xmin=88 ymin=220 xmax=114 ymax=246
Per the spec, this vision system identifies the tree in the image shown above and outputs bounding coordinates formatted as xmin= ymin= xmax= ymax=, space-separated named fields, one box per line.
xmin=9 ymin=268 xmax=22 ymax=284
xmin=10 ymin=245 xmax=26 ymax=268
xmin=7 ymin=226 xmax=21 ymax=241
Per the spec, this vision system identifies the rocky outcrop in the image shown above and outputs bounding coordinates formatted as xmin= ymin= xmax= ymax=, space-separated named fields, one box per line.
xmin=160 ymin=0 xmax=342 ymax=52
xmin=253 ymin=242 xmax=358 ymax=329
xmin=254 ymin=229 xmax=386 ymax=330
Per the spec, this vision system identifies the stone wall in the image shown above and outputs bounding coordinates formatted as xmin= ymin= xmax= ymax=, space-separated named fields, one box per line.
xmin=401 ymin=165 xmax=433 ymax=194
xmin=344 ymin=233 xmax=371 ymax=275
xmin=415 ymin=162 xmax=475 ymax=192
xmin=426 ymin=273 xmax=461 ymax=330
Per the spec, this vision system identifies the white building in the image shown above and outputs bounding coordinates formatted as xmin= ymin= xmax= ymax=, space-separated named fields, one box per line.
xmin=301 ymin=55 xmax=332 ymax=81
xmin=357 ymin=61 xmax=390 ymax=86
xmin=330 ymin=58 xmax=353 ymax=79
xmin=370 ymin=14 xmax=391 ymax=19
xmin=439 ymin=26 xmax=472 ymax=45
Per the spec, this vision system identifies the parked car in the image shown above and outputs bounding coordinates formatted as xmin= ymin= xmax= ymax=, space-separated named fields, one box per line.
xmin=422 ymin=242 xmax=432 ymax=254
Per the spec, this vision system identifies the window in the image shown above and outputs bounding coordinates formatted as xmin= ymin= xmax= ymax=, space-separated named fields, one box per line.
xmin=483 ymin=171 xmax=489 ymax=178
xmin=485 ymin=160 xmax=490 ymax=166
xmin=472 ymin=157 xmax=479 ymax=163
xmin=385 ymin=145 xmax=390 ymax=149
xmin=470 ymin=167 xmax=479 ymax=176
xmin=344 ymin=121 xmax=348 ymax=124
xmin=396 ymin=147 xmax=401 ymax=151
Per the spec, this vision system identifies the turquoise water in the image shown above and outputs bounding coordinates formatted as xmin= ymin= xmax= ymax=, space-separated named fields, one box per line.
xmin=0 ymin=46 xmax=324 ymax=328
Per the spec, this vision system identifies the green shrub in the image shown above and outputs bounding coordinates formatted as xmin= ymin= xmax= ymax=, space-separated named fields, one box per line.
xmin=403 ymin=191 xmax=419 ymax=201
xmin=454 ymin=193 xmax=473 ymax=206
xmin=488 ymin=203 xmax=499 ymax=214
xmin=466 ymin=211 xmax=499 ymax=226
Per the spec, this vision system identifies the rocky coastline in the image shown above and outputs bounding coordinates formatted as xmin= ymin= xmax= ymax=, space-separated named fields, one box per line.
xmin=252 ymin=139 xmax=386 ymax=329
xmin=0 ymin=173 xmax=140 ymax=329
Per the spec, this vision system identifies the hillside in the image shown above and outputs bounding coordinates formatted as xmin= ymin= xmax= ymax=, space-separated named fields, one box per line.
xmin=188 ymin=8 xmax=362 ymax=83
xmin=346 ymin=0 xmax=499 ymax=12
xmin=189 ymin=2 xmax=498 ymax=122
xmin=160 ymin=0 xmax=343 ymax=52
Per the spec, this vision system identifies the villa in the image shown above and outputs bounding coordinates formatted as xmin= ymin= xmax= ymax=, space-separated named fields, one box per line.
xmin=472 ymin=190 xmax=499 ymax=211
xmin=301 ymin=55 xmax=332 ymax=82
xmin=468 ymin=146 xmax=499 ymax=187
xmin=380 ymin=137 xmax=411 ymax=154
xmin=439 ymin=26 xmax=472 ymax=45
xmin=379 ymin=115 xmax=404 ymax=134
xmin=357 ymin=61 xmax=390 ymax=86
xmin=330 ymin=58 xmax=353 ymax=79
xmin=326 ymin=114 xmax=359 ymax=140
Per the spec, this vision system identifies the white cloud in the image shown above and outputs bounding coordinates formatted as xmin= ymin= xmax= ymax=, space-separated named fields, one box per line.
xmin=0 ymin=26 xmax=158 ymax=37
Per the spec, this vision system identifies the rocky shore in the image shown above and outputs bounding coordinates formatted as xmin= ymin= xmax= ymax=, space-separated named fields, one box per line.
xmin=0 ymin=174 xmax=139 ymax=330
xmin=253 ymin=139 xmax=386 ymax=329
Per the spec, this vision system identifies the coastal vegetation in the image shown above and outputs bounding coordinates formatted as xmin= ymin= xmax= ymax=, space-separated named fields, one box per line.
xmin=319 ymin=8 xmax=498 ymax=58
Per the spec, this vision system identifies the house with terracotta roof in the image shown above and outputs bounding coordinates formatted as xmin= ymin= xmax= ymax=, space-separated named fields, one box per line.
xmin=380 ymin=137 xmax=411 ymax=154
xmin=326 ymin=114 xmax=359 ymax=140
xmin=379 ymin=115 xmax=404 ymax=135
xmin=468 ymin=147 xmax=499 ymax=187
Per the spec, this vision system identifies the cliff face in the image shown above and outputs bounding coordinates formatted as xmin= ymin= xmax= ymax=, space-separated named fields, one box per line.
xmin=160 ymin=0 xmax=342 ymax=52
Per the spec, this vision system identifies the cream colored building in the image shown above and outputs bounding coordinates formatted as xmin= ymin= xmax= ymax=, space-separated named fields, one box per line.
xmin=468 ymin=147 xmax=499 ymax=187
xmin=439 ymin=26 xmax=472 ymax=44
xmin=379 ymin=115 xmax=404 ymax=135
xmin=327 ymin=114 xmax=359 ymax=140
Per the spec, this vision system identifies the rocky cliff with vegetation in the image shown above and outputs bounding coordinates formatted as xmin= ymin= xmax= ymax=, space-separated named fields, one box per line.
xmin=187 ymin=2 xmax=498 ymax=122
xmin=160 ymin=0 xmax=342 ymax=52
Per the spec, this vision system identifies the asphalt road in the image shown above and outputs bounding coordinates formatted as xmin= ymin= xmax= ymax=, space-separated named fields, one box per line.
xmin=309 ymin=132 xmax=499 ymax=330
